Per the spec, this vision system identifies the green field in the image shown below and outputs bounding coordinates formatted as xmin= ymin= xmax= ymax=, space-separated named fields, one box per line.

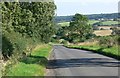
xmin=5 ymin=45 xmax=52 ymax=76
xmin=88 ymin=20 xmax=118 ymax=26
xmin=67 ymin=45 xmax=119 ymax=60
xmin=101 ymin=21 xmax=118 ymax=25
xmin=88 ymin=20 xmax=99 ymax=25
xmin=58 ymin=22 xmax=70 ymax=27
xmin=57 ymin=20 xmax=118 ymax=27
xmin=57 ymin=20 xmax=100 ymax=27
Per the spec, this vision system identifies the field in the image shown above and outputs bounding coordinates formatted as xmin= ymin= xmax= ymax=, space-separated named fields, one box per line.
xmin=57 ymin=20 xmax=100 ymax=26
xmin=57 ymin=22 xmax=70 ymax=27
xmin=101 ymin=21 xmax=118 ymax=25
xmin=93 ymin=30 xmax=112 ymax=36
xmin=57 ymin=20 xmax=118 ymax=37
xmin=88 ymin=20 xmax=99 ymax=25
xmin=57 ymin=20 xmax=118 ymax=27
xmin=5 ymin=44 xmax=52 ymax=76
xmin=89 ymin=20 xmax=118 ymax=26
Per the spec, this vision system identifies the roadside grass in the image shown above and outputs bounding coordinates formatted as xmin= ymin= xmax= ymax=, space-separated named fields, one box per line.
xmin=66 ymin=45 xmax=119 ymax=60
xmin=103 ymin=46 xmax=118 ymax=56
xmin=5 ymin=44 xmax=52 ymax=76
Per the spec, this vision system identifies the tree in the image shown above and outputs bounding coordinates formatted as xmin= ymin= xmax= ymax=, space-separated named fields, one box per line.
xmin=1 ymin=1 xmax=56 ymax=60
xmin=68 ymin=13 xmax=93 ymax=42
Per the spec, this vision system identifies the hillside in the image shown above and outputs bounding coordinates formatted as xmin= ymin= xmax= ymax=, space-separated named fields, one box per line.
xmin=87 ymin=13 xmax=118 ymax=20
xmin=54 ymin=16 xmax=73 ymax=23
xmin=54 ymin=13 xmax=118 ymax=23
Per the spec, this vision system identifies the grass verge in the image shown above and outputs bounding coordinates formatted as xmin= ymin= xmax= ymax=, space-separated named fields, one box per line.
xmin=4 ymin=44 xmax=52 ymax=76
xmin=66 ymin=45 xmax=119 ymax=60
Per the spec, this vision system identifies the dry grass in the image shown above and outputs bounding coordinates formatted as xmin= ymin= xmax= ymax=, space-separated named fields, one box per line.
xmin=77 ymin=41 xmax=98 ymax=46
xmin=33 ymin=44 xmax=48 ymax=52
xmin=93 ymin=30 xmax=112 ymax=36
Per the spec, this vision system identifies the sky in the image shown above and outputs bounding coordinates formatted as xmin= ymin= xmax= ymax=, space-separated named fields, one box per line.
xmin=54 ymin=0 xmax=120 ymax=16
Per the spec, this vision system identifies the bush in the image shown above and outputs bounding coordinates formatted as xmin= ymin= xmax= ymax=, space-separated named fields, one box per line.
xmin=2 ymin=35 xmax=14 ymax=60
xmin=50 ymin=38 xmax=59 ymax=43
xmin=98 ymin=36 xmax=118 ymax=48
xmin=118 ymin=37 xmax=120 ymax=45
xmin=60 ymin=39 xmax=68 ymax=44
xmin=85 ymin=33 xmax=96 ymax=39
xmin=2 ymin=31 xmax=39 ymax=61
xmin=100 ymin=28 xmax=105 ymax=30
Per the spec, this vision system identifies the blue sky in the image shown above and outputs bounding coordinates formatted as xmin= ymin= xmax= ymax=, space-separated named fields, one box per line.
xmin=54 ymin=0 xmax=119 ymax=16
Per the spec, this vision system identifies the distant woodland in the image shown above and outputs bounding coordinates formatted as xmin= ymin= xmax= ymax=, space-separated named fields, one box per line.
xmin=55 ymin=13 xmax=119 ymax=23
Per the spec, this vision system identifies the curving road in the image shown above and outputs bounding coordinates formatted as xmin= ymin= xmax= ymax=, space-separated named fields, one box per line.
xmin=46 ymin=45 xmax=119 ymax=77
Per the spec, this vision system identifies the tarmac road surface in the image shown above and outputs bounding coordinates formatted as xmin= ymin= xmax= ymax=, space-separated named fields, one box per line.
xmin=46 ymin=45 xmax=119 ymax=77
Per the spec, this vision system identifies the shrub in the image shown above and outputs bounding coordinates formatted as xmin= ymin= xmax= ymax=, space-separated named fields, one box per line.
xmin=50 ymin=37 xmax=59 ymax=43
xmin=2 ymin=31 xmax=39 ymax=61
xmin=60 ymin=39 xmax=68 ymax=44
xmin=100 ymin=28 xmax=105 ymax=30
xmin=118 ymin=37 xmax=120 ymax=45
xmin=99 ymin=36 xmax=118 ymax=48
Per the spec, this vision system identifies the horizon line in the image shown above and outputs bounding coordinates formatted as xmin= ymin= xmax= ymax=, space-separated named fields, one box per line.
xmin=56 ymin=12 xmax=118 ymax=16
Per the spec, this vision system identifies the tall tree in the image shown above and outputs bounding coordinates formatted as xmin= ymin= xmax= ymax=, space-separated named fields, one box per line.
xmin=68 ymin=13 xmax=93 ymax=42
xmin=1 ymin=1 xmax=56 ymax=59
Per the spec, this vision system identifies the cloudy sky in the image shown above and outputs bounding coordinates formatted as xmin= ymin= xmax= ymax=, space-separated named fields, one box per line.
xmin=54 ymin=0 xmax=120 ymax=16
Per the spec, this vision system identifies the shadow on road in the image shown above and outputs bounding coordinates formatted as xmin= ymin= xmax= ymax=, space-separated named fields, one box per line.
xmin=46 ymin=58 xmax=119 ymax=69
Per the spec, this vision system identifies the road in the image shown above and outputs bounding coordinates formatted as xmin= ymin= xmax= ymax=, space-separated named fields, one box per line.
xmin=46 ymin=45 xmax=119 ymax=77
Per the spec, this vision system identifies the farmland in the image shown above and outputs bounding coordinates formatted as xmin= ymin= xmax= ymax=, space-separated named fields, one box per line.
xmin=57 ymin=20 xmax=100 ymax=26
xmin=57 ymin=20 xmax=119 ymax=36
xmin=102 ymin=21 xmax=118 ymax=25
xmin=57 ymin=22 xmax=70 ymax=27
xmin=88 ymin=20 xmax=99 ymax=25
xmin=93 ymin=30 xmax=112 ymax=36
xmin=57 ymin=20 xmax=118 ymax=27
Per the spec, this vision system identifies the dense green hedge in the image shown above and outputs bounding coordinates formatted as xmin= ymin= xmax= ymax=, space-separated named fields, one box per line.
xmin=1 ymin=2 xmax=56 ymax=60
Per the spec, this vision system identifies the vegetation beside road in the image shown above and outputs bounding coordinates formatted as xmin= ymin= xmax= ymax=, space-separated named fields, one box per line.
xmin=1 ymin=2 xmax=56 ymax=76
xmin=66 ymin=35 xmax=119 ymax=60
xmin=4 ymin=44 xmax=52 ymax=76
xmin=2 ymin=2 xmax=56 ymax=61
xmin=67 ymin=45 xmax=119 ymax=59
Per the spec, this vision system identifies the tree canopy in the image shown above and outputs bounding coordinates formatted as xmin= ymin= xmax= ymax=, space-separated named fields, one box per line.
xmin=54 ymin=13 xmax=93 ymax=43
xmin=68 ymin=13 xmax=93 ymax=42
xmin=1 ymin=2 xmax=56 ymax=60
